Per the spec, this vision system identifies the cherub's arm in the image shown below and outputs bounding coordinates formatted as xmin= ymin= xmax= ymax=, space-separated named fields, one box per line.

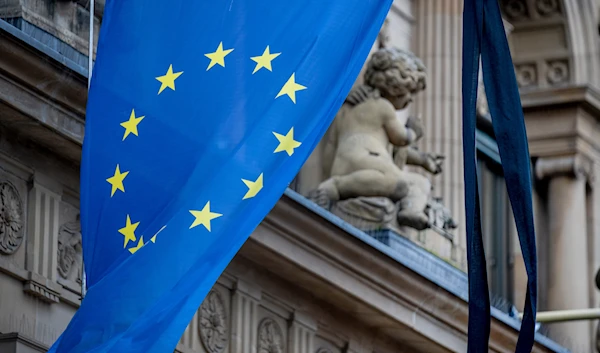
xmin=407 ymin=147 xmax=444 ymax=174
xmin=381 ymin=102 xmax=421 ymax=147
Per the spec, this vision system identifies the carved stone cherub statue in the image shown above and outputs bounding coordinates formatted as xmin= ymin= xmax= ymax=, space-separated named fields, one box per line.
xmin=311 ymin=47 xmax=443 ymax=230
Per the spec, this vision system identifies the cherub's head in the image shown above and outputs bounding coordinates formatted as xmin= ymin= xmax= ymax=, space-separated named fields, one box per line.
xmin=364 ymin=48 xmax=427 ymax=110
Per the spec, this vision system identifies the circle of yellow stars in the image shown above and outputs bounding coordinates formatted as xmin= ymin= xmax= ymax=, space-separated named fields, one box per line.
xmin=104 ymin=42 xmax=305 ymax=254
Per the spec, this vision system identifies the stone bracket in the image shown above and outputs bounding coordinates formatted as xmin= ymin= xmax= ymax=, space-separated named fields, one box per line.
xmin=22 ymin=271 xmax=60 ymax=304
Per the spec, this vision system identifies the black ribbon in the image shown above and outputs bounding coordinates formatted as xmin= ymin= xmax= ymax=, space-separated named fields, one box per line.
xmin=462 ymin=0 xmax=538 ymax=351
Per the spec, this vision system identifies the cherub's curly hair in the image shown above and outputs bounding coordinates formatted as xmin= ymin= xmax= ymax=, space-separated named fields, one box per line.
xmin=364 ymin=48 xmax=427 ymax=98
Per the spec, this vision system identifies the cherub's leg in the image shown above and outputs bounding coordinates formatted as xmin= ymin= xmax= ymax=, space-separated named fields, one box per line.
xmin=316 ymin=170 xmax=409 ymax=202
xmin=396 ymin=174 xmax=431 ymax=230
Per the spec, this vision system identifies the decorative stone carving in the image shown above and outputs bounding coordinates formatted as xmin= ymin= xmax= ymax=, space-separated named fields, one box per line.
xmin=57 ymin=218 xmax=83 ymax=283
xmin=23 ymin=279 xmax=60 ymax=304
xmin=0 ymin=181 xmax=24 ymax=255
xmin=546 ymin=60 xmax=569 ymax=85
xmin=377 ymin=18 xmax=390 ymax=49
xmin=536 ymin=0 xmax=560 ymax=16
xmin=199 ymin=290 xmax=228 ymax=353
xmin=515 ymin=64 xmax=537 ymax=87
xmin=503 ymin=0 xmax=529 ymax=20
xmin=257 ymin=318 xmax=284 ymax=353
xmin=308 ymin=48 xmax=453 ymax=232
xmin=426 ymin=198 xmax=458 ymax=236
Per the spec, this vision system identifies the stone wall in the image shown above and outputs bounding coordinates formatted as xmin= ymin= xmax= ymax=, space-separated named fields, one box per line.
xmin=0 ymin=128 xmax=81 ymax=348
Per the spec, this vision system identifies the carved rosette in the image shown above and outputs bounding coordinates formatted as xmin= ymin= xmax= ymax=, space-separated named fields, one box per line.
xmin=57 ymin=220 xmax=83 ymax=283
xmin=199 ymin=290 xmax=228 ymax=353
xmin=515 ymin=64 xmax=537 ymax=87
xmin=536 ymin=0 xmax=560 ymax=16
xmin=503 ymin=0 xmax=529 ymax=20
xmin=546 ymin=60 xmax=569 ymax=85
xmin=257 ymin=318 xmax=284 ymax=353
xmin=0 ymin=182 xmax=24 ymax=255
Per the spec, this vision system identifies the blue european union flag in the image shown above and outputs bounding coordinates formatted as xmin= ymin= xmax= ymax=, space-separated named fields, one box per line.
xmin=49 ymin=1 xmax=391 ymax=352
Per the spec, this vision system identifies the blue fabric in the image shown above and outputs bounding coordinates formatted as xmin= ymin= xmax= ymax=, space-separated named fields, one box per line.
xmin=48 ymin=1 xmax=392 ymax=352
xmin=462 ymin=0 xmax=538 ymax=352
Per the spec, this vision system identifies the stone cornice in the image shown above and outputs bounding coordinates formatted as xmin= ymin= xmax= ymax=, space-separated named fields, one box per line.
xmin=520 ymin=84 xmax=600 ymax=118
xmin=246 ymin=190 xmax=568 ymax=353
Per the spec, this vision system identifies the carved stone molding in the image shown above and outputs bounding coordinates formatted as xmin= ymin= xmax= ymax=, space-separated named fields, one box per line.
xmin=515 ymin=64 xmax=538 ymax=87
xmin=535 ymin=155 xmax=595 ymax=183
xmin=503 ymin=0 xmax=529 ymax=20
xmin=536 ymin=0 xmax=560 ymax=16
xmin=199 ymin=290 xmax=229 ymax=353
xmin=0 ymin=181 xmax=24 ymax=255
xmin=22 ymin=272 xmax=60 ymax=304
xmin=316 ymin=348 xmax=332 ymax=353
xmin=546 ymin=60 xmax=569 ymax=85
xmin=257 ymin=318 xmax=284 ymax=353
xmin=57 ymin=219 xmax=82 ymax=283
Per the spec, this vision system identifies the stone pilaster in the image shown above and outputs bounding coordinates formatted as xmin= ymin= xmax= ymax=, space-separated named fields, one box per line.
xmin=535 ymin=155 xmax=593 ymax=351
xmin=25 ymin=175 xmax=61 ymax=282
xmin=230 ymin=280 xmax=261 ymax=353
xmin=412 ymin=0 xmax=466 ymax=267
xmin=22 ymin=174 xmax=62 ymax=304
xmin=288 ymin=312 xmax=316 ymax=353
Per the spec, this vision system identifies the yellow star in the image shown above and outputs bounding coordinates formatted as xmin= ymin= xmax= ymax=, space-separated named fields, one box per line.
xmin=273 ymin=127 xmax=302 ymax=156
xmin=275 ymin=73 xmax=307 ymax=103
xmin=118 ymin=215 xmax=139 ymax=248
xmin=250 ymin=46 xmax=281 ymax=74
xmin=120 ymin=109 xmax=145 ymax=141
xmin=128 ymin=236 xmax=144 ymax=254
xmin=205 ymin=42 xmax=234 ymax=71
xmin=189 ymin=202 xmax=222 ymax=231
xmin=155 ymin=64 xmax=183 ymax=94
xmin=242 ymin=173 xmax=264 ymax=200
xmin=106 ymin=165 xmax=129 ymax=197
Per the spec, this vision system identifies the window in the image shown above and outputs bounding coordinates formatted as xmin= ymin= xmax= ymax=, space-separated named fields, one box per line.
xmin=476 ymin=130 xmax=514 ymax=309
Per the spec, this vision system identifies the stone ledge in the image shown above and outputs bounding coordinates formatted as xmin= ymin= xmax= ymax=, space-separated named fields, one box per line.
xmin=261 ymin=189 xmax=570 ymax=353
xmin=0 ymin=256 xmax=81 ymax=307
xmin=368 ymin=228 xmax=467 ymax=296
xmin=1 ymin=0 xmax=100 ymax=57
xmin=0 ymin=332 xmax=49 ymax=353
xmin=520 ymin=84 xmax=600 ymax=117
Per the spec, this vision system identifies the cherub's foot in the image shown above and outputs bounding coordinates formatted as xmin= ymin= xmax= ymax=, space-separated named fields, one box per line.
xmin=397 ymin=210 xmax=430 ymax=230
xmin=308 ymin=178 xmax=340 ymax=209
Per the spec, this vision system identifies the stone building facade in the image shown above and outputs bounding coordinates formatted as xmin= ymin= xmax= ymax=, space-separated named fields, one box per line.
xmin=0 ymin=0 xmax=597 ymax=352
